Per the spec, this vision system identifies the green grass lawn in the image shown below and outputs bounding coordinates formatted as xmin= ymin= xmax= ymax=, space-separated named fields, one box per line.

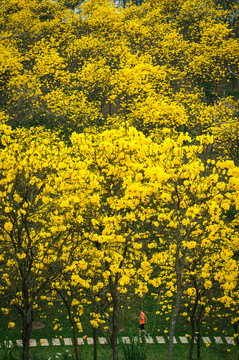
xmin=1 ymin=342 xmax=239 ymax=360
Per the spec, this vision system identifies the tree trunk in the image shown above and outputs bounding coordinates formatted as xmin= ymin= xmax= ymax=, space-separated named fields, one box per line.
xmin=167 ymin=286 xmax=183 ymax=360
xmin=111 ymin=298 xmax=119 ymax=360
xmin=56 ymin=290 xmax=81 ymax=360
xmin=196 ymin=325 xmax=201 ymax=360
xmin=22 ymin=306 xmax=34 ymax=360
xmin=93 ymin=326 xmax=98 ymax=360
xmin=107 ymin=240 xmax=127 ymax=360
xmin=189 ymin=317 xmax=195 ymax=360
xmin=109 ymin=277 xmax=119 ymax=360
xmin=189 ymin=293 xmax=199 ymax=360
xmin=234 ymin=321 xmax=239 ymax=346
xmin=167 ymin=209 xmax=185 ymax=360
xmin=196 ymin=307 xmax=204 ymax=360
xmin=189 ymin=307 xmax=199 ymax=360
xmin=72 ymin=320 xmax=81 ymax=360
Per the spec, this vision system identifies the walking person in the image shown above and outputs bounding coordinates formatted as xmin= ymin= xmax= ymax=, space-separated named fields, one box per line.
xmin=139 ymin=308 xmax=149 ymax=339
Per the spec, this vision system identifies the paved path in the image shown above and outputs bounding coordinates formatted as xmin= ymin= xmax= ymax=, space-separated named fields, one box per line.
xmin=1 ymin=335 xmax=236 ymax=348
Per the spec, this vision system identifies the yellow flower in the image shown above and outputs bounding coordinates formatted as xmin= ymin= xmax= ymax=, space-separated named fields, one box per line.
xmin=17 ymin=253 xmax=26 ymax=260
xmin=8 ymin=322 xmax=15 ymax=328
xmin=1 ymin=308 xmax=9 ymax=314
xmin=4 ymin=222 xmax=13 ymax=232
xmin=71 ymin=298 xmax=79 ymax=306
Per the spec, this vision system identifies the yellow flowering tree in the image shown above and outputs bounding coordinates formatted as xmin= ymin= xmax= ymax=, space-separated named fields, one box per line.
xmin=0 ymin=126 xmax=72 ymax=360
xmin=0 ymin=1 xmax=238 ymax=359
xmin=55 ymin=126 xmax=156 ymax=360
xmin=1 ymin=0 xmax=238 ymax=141
xmin=136 ymin=132 xmax=239 ymax=359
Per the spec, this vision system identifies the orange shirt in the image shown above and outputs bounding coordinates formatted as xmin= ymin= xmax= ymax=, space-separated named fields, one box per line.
xmin=139 ymin=311 xmax=145 ymax=324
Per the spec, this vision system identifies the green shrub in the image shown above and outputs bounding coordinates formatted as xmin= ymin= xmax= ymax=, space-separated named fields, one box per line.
xmin=0 ymin=337 xmax=16 ymax=360
xmin=120 ymin=335 xmax=146 ymax=360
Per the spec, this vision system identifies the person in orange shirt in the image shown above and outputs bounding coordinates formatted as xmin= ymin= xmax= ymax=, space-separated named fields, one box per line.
xmin=139 ymin=308 xmax=149 ymax=338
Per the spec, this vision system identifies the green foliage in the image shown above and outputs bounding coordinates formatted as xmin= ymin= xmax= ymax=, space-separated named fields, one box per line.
xmin=120 ymin=335 xmax=146 ymax=360
xmin=0 ymin=337 xmax=16 ymax=360
xmin=48 ymin=350 xmax=74 ymax=360
xmin=226 ymin=204 xmax=237 ymax=222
